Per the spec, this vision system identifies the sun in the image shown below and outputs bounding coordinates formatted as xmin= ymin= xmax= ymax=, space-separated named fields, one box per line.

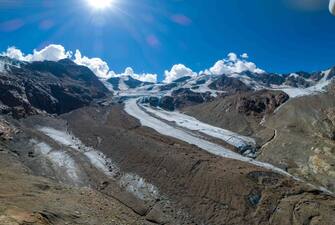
xmin=87 ymin=0 xmax=114 ymax=10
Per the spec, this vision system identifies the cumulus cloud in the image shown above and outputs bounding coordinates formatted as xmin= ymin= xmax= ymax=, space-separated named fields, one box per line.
xmin=2 ymin=44 xmax=263 ymax=83
xmin=227 ymin=52 xmax=238 ymax=62
xmin=164 ymin=64 xmax=197 ymax=83
xmin=29 ymin=45 xmax=71 ymax=61
xmin=74 ymin=50 xmax=111 ymax=79
xmin=2 ymin=47 xmax=25 ymax=60
xmin=1 ymin=45 xmax=158 ymax=82
xmin=209 ymin=53 xmax=264 ymax=75
xmin=2 ymin=45 xmax=71 ymax=62
xmin=115 ymin=67 xmax=157 ymax=83
xmin=241 ymin=53 xmax=249 ymax=59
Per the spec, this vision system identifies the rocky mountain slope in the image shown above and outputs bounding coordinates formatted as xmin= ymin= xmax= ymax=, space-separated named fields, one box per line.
xmin=0 ymin=56 xmax=335 ymax=225
xmin=0 ymin=56 xmax=109 ymax=118
xmin=182 ymin=73 xmax=335 ymax=193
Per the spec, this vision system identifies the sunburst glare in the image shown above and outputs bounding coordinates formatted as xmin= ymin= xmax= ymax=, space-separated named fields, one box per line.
xmin=86 ymin=0 xmax=115 ymax=10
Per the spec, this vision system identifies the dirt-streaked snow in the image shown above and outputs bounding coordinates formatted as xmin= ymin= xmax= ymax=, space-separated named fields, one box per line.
xmin=119 ymin=173 xmax=159 ymax=201
xmin=48 ymin=151 xmax=80 ymax=181
xmin=31 ymin=140 xmax=80 ymax=183
xmin=84 ymin=151 xmax=119 ymax=177
xmin=38 ymin=127 xmax=119 ymax=177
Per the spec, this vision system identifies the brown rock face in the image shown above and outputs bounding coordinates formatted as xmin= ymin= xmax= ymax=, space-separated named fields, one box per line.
xmin=182 ymin=90 xmax=289 ymax=146
xmin=208 ymin=75 xmax=251 ymax=93
xmin=0 ymin=57 xmax=110 ymax=118
xmin=0 ymin=119 xmax=16 ymax=141
xmin=236 ymin=90 xmax=289 ymax=116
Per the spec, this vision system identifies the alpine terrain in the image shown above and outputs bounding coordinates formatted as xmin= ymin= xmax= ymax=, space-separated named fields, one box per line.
xmin=0 ymin=55 xmax=335 ymax=225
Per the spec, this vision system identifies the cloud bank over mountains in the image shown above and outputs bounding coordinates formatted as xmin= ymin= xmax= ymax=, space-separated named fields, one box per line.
xmin=1 ymin=44 xmax=265 ymax=83
xmin=3 ymin=45 xmax=71 ymax=62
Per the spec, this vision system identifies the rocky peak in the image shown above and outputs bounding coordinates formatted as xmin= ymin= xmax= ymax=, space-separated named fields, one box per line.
xmin=0 ymin=59 xmax=111 ymax=118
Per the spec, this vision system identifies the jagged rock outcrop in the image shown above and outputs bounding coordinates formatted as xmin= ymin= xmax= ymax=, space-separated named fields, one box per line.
xmin=236 ymin=90 xmax=289 ymax=116
xmin=208 ymin=75 xmax=251 ymax=93
xmin=141 ymin=88 xmax=213 ymax=111
xmin=107 ymin=75 xmax=153 ymax=91
xmin=0 ymin=57 xmax=110 ymax=118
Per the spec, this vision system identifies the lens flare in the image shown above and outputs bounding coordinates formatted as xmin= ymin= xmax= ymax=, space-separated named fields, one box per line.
xmin=87 ymin=0 xmax=114 ymax=10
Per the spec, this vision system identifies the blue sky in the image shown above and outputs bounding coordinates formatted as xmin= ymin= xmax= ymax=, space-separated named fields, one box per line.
xmin=1 ymin=0 xmax=335 ymax=81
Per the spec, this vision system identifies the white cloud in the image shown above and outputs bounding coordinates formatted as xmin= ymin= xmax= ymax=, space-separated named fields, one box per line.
xmin=29 ymin=45 xmax=71 ymax=61
xmin=133 ymin=73 xmax=157 ymax=83
xmin=2 ymin=45 xmax=263 ymax=84
xmin=124 ymin=67 xmax=134 ymax=76
xmin=74 ymin=50 xmax=111 ymax=79
xmin=2 ymin=45 xmax=157 ymax=82
xmin=163 ymin=64 xmax=196 ymax=83
xmin=2 ymin=47 xmax=26 ymax=60
xmin=228 ymin=52 xmax=238 ymax=62
xmin=209 ymin=53 xmax=264 ymax=75
xmin=241 ymin=53 xmax=249 ymax=59
xmin=115 ymin=67 xmax=157 ymax=83
xmin=2 ymin=45 xmax=71 ymax=62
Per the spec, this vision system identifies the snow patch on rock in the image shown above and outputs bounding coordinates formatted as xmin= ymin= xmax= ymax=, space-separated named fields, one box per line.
xmin=119 ymin=173 xmax=159 ymax=201
xmin=48 ymin=151 xmax=80 ymax=181
xmin=31 ymin=140 xmax=80 ymax=183
xmin=38 ymin=127 xmax=120 ymax=177
xmin=37 ymin=126 xmax=161 ymax=200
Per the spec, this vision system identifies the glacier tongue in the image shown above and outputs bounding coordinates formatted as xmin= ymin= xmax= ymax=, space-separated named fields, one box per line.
xmin=125 ymin=98 xmax=290 ymax=175
xmin=124 ymin=98 xmax=335 ymax=194
xmin=142 ymin=104 xmax=255 ymax=149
